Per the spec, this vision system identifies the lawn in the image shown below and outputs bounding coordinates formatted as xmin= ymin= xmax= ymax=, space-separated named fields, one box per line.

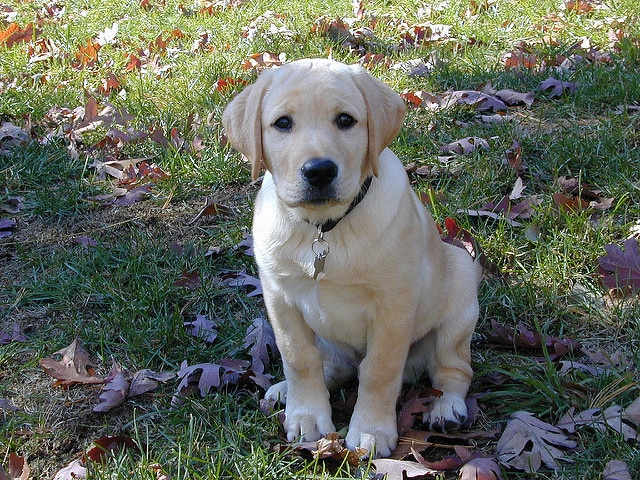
xmin=1 ymin=0 xmax=640 ymax=478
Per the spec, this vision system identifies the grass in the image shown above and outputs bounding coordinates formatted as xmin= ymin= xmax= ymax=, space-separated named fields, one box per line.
xmin=2 ymin=0 xmax=640 ymax=478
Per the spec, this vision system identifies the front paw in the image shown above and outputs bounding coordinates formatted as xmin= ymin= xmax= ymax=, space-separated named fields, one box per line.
xmin=423 ymin=393 xmax=468 ymax=432
xmin=284 ymin=404 xmax=335 ymax=443
xmin=345 ymin=415 xmax=398 ymax=458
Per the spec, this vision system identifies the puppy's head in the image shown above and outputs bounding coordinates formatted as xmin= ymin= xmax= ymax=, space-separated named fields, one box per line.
xmin=222 ymin=58 xmax=405 ymax=222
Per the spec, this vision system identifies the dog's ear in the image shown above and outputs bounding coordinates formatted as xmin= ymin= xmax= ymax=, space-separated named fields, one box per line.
xmin=353 ymin=67 xmax=405 ymax=177
xmin=222 ymin=71 xmax=274 ymax=181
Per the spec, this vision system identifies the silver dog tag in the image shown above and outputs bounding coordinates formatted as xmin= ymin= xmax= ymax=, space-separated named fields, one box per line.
xmin=312 ymin=226 xmax=329 ymax=280
xmin=313 ymin=254 xmax=326 ymax=279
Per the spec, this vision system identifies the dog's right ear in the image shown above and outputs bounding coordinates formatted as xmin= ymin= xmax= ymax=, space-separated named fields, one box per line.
xmin=222 ymin=71 xmax=273 ymax=181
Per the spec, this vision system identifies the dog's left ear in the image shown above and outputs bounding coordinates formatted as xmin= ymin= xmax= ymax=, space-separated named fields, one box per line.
xmin=352 ymin=67 xmax=406 ymax=177
xmin=222 ymin=71 xmax=274 ymax=181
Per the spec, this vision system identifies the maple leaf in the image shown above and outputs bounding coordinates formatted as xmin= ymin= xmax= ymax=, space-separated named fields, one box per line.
xmin=497 ymin=411 xmax=577 ymax=472
xmin=557 ymin=397 xmax=640 ymax=442
xmin=598 ymin=239 xmax=640 ymax=293
xmin=0 ymin=22 xmax=34 ymax=48
xmin=0 ymin=453 xmax=30 ymax=480
xmin=243 ymin=317 xmax=278 ymax=374
xmin=440 ymin=136 xmax=489 ymax=155
xmin=74 ymin=38 xmax=101 ymax=69
xmin=94 ymin=363 xmax=128 ymax=412
xmin=39 ymin=338 xmax=105 ymax=387
xmin=184 ymin=314 xmax=218 ymax=343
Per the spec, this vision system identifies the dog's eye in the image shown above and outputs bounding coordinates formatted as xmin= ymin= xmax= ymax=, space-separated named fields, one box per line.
xmin=273 ymin=116 xmax=292 ymax=131
xmin=336 ymin=113 xmax=356 ymax=130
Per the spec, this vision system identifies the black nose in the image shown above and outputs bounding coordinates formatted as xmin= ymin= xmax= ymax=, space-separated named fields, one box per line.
xmin=301 ymin=158 xmax=338 ymax=188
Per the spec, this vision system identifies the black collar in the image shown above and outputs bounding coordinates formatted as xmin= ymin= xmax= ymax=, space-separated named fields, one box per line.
xmin=309 ymin=176 xmax=373 ymax=233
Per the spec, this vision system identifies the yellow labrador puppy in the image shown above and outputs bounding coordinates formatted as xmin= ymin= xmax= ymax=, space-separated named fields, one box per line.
xmin=222 ymin=58 xmax=481 ymax=458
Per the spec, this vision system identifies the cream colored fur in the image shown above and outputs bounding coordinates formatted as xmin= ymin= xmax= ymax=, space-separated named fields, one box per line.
xmin=222 ymin=58 xmax=481 ymax=458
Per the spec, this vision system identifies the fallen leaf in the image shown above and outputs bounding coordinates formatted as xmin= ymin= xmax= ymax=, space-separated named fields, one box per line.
xmin=497 ymin=411 xmax=577 ymax=472
xmin=598 ymin=239 xmax=640 ymax=293
xmin=484 ymin=320 xmax=582 ymax=360
xmin=557 ymin=397 xmax=640 ymax=442
xmin=293 ymin=432 xmax=365 ymax=466
xmin=0 ymin=22 xmax=33 ymax=48
xmin=538 ymin=77 xmax=579 ymax=98
xmin=241 ymin=51 xmax=286 ymax=71
xmin=0 ymin=323 xmax=26 ymax=345
xmin=223 ymin=271 xmax=263 ymax=297
xmin=128 ymin=369 xmax=175 ymax=397
xmin=0 ymin=122 xmax=30 ymax=153
xmin=371 ymin=458 xmax=440 ymax=479
xmin=94 ymin=363 xmax=128 ymax=412
xmin=74 ymin=38 xmax=101 ymax=69
xmin=0 ymin=219 xmax=17 ymax=238
xmin=171 ymin=358 xmax=249 ymax=406
xmin=243 ymin=317 xmax=277 ymax=374
xmin=0 ymin=398 xmax=18 ymax=412
xmin=52 ymin=460 xmax=87 ymax=480
xmin=84 ymin=435 xmax=140 ymax=463
xmin=39 ymin=339 xmax=105 ymax=387
xmin=189 ymin=198 xmax=234 ymax=224
xmin=494 ymin=89 xmax=535 ymax=107
xmin=174 ymin=270 xmax=202 ymax=289
xmin=442 ymin=90 xmax=507 ymax=113
xmin=440 ymin=136 xmax=489 ymax=155
xmin=0 ymin=453 xmax=30 ymax=480
xmin=603 ymin=460 xmax=633 ymax=480
xmin=184 ymin=314 xmax=218 ymax=343
xmin=459 ymin=456 xmax=503 ymax=480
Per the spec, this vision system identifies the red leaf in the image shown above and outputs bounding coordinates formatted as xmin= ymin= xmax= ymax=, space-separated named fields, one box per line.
xmin=74 ymin=38 xmax=101 ymax=68
xmin=84 ymin=435 xmax=140 ymax=464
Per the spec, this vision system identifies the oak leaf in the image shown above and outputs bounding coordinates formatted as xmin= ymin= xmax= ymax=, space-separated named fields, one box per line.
xmin=184 ymin=314 xmax=218 ymax=343
xmin=440 ymin=136 xmax=489 ymax=155
xmin=93 ymin=363 xmax=128 ymax=412
xmin=497 ymin=411 xmax=577 ymax=472
xmin=39 ymin=339 xmax=105 ymax=387
xmin=603 ymin=460 xmax=633 ymax=480
xmin=243 ymin=317 xmax=277 ymax=374
xmin=557 ymin=397 xmax=640 ymax=442
xmin=0 ymin=453 xmax=30 ymax=480
xmin=598 ymin=239 xmax=640 ymax=293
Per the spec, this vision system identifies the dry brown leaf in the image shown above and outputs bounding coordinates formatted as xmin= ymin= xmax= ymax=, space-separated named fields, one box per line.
xmin=39 ymin=339 xmax=105 ymax=387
